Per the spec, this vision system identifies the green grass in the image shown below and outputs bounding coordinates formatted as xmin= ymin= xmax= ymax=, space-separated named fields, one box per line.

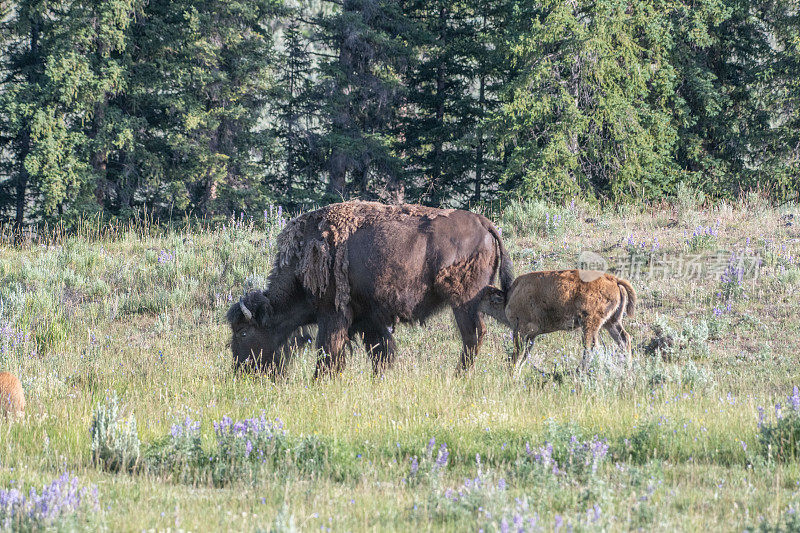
xmin=2 ymin=198 xmax=800 ymax=530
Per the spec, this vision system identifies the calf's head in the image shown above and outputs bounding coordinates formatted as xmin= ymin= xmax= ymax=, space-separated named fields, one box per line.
xmin=478 ymin=286 xmax=510 ymax=327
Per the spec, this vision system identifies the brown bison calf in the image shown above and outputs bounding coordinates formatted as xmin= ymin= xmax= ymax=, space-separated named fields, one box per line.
xmin=480 ymin=270 xmax=636 ymax=371
xmin=0 ymin=372 xmax=25 ymax=419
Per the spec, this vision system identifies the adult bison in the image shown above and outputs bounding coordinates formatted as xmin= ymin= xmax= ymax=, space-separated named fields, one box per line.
xmin=227 ymin=200 xmax=513 ymax=377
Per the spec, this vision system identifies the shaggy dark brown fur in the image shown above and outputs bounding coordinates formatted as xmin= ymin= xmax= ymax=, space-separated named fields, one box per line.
xmin=479 ymin=270 xmax=636 ymax=370
xmin=227 ymin=200 xmax=513 ymax=377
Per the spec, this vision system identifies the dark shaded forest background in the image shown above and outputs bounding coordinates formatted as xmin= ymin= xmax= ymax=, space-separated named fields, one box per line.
xmin=0 ymin=0 xmax=798 ymax=227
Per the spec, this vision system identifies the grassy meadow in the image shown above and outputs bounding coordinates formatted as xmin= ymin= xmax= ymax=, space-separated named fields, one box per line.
xmin=2 ymin=193 xmax=800 ymax=531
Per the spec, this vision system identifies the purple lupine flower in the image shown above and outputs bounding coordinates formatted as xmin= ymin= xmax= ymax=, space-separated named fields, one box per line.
xmin=500 ymin=518 xmax=510 ymax=533
xmin=590 ymin=504 xmax=601 ymax=523
xmin=554 ymin=514 xmax=564 ymax=531
xmin=588 ymin=437 xmax=610 ymax=473
xmin=0 ymin=472 xmax=98 ymax=528
xmin=409 ymin=456 xmax=419 ymax=476
xmin=170 ymin=415 xmax=200 ymax=439
xmin=435 ymin=444 xmax=449 ymax=469
xmin=758 ymin=406 xmax=765 ymax=429
xmin=776 ymin=403 xmax=783 ymax=420
xmin=497 ymin=478 xmax=506 ymax=491
xmin=213 ymin=412 xmax=286 ymax=463
xmin=426 ymin=437 xmax=436 ymax=457
xmin=789 ymin=386 xmax=800 ymax=411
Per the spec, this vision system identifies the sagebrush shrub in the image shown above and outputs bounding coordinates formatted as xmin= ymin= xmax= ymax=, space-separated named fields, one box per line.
xmin=260 ymin=504 xmax=298 ymax=533
xmin=501 ymin=199 xmax=576 ymax=239
xmin=758 ymin=387 xmax=800 ymax=462
xmin=90 ymin=394 xmax=140 ymax=472
xmin=645 ymin=316 xmax=709 ymax=361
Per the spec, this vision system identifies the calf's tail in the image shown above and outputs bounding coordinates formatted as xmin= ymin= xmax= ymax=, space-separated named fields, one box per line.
xmin=616 ymin=278 xmax=636 ymax=317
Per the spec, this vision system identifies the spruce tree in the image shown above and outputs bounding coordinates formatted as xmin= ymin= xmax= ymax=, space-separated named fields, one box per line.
xmin=315 ymin=0 xmax=414 ymax=201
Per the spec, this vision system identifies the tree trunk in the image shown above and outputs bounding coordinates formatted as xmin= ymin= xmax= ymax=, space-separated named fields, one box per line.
xmin=430 ymin=6 xmax=447 ymax=203
xmin=327 ymin=41 xmax=351 ymax=199
xmin=202 ymin=128 xmax=221 ymax=217
xmin=15 ymin=15 xmax=41 ymax=238
xmin=91 ymin=100 xmax=109 ymax=207
xmin=327 ymin=152 xmax=347 ymax=199
xmin=474 ymin=72 xmax=486 ymax=203
xmin=14 ymin=130 xmax=29 ymax=238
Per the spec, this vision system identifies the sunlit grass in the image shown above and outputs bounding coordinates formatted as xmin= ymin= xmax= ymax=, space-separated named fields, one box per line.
xmin=1 ymin=198 xmax=800 ymax=530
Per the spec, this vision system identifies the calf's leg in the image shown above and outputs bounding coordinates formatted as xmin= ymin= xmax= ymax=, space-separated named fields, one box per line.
xmin=605 ymin=321 xmax=632 ymax=368
xmin=579 ymin=317 xmax=603 ymax=373
xmin=511 ymin=324 xmax=538 ymax=367
xmin=618 ymin=323 xmax=633 ymax=366
xmin=605 ymin=322 xmax=625 ymax=351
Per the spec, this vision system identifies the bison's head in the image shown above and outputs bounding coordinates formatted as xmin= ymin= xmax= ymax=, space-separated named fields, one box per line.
xmin=226 ymin=291 xmax=283 ymax=373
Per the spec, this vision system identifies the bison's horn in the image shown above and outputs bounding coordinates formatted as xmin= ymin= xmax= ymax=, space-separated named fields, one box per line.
xmin=239 ymin=301 xmax=253 ymax=321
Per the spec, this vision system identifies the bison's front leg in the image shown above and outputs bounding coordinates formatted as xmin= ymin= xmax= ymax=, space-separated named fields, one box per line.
xmin=314 ymin=313 xmax=351 ymax=378
xmin=360 ymin=321 xmax=397 ymax=375
xmin=453 ymin=304 xmax=487 ymax=371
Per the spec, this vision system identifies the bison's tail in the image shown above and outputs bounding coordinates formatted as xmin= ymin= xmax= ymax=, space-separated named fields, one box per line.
xmin=617 ymin=278 xmax=637 ymax=317
xmin=485 ymin=219 xmax=514 ymax=297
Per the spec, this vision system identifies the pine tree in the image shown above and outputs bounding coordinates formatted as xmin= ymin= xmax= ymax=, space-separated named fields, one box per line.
xmin=0 ymin=1 xmax=88 ymax=231
xmin=53 ymin=0 xmax=141 ymax=215
xmin=268 ymin=12 xmax=325 ymax=209
xmin=774 ymin=0 xmax=800 ymax=195
xmin=668 ymin=0 xmax=779 ymax=196
xmin=400 ymin=0 xmax=510 ymax=205
xmin=132 ymin=0 xmax=281 ymax=218
xmin=315 ymin=0 xmax=414 ymax=201
xmin=492 ymin=0 xmax=681 ymax=201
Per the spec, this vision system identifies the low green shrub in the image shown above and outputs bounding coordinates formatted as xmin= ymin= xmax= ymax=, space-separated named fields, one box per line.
xmin=90 ymin=394 xmax=141 ymax=472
